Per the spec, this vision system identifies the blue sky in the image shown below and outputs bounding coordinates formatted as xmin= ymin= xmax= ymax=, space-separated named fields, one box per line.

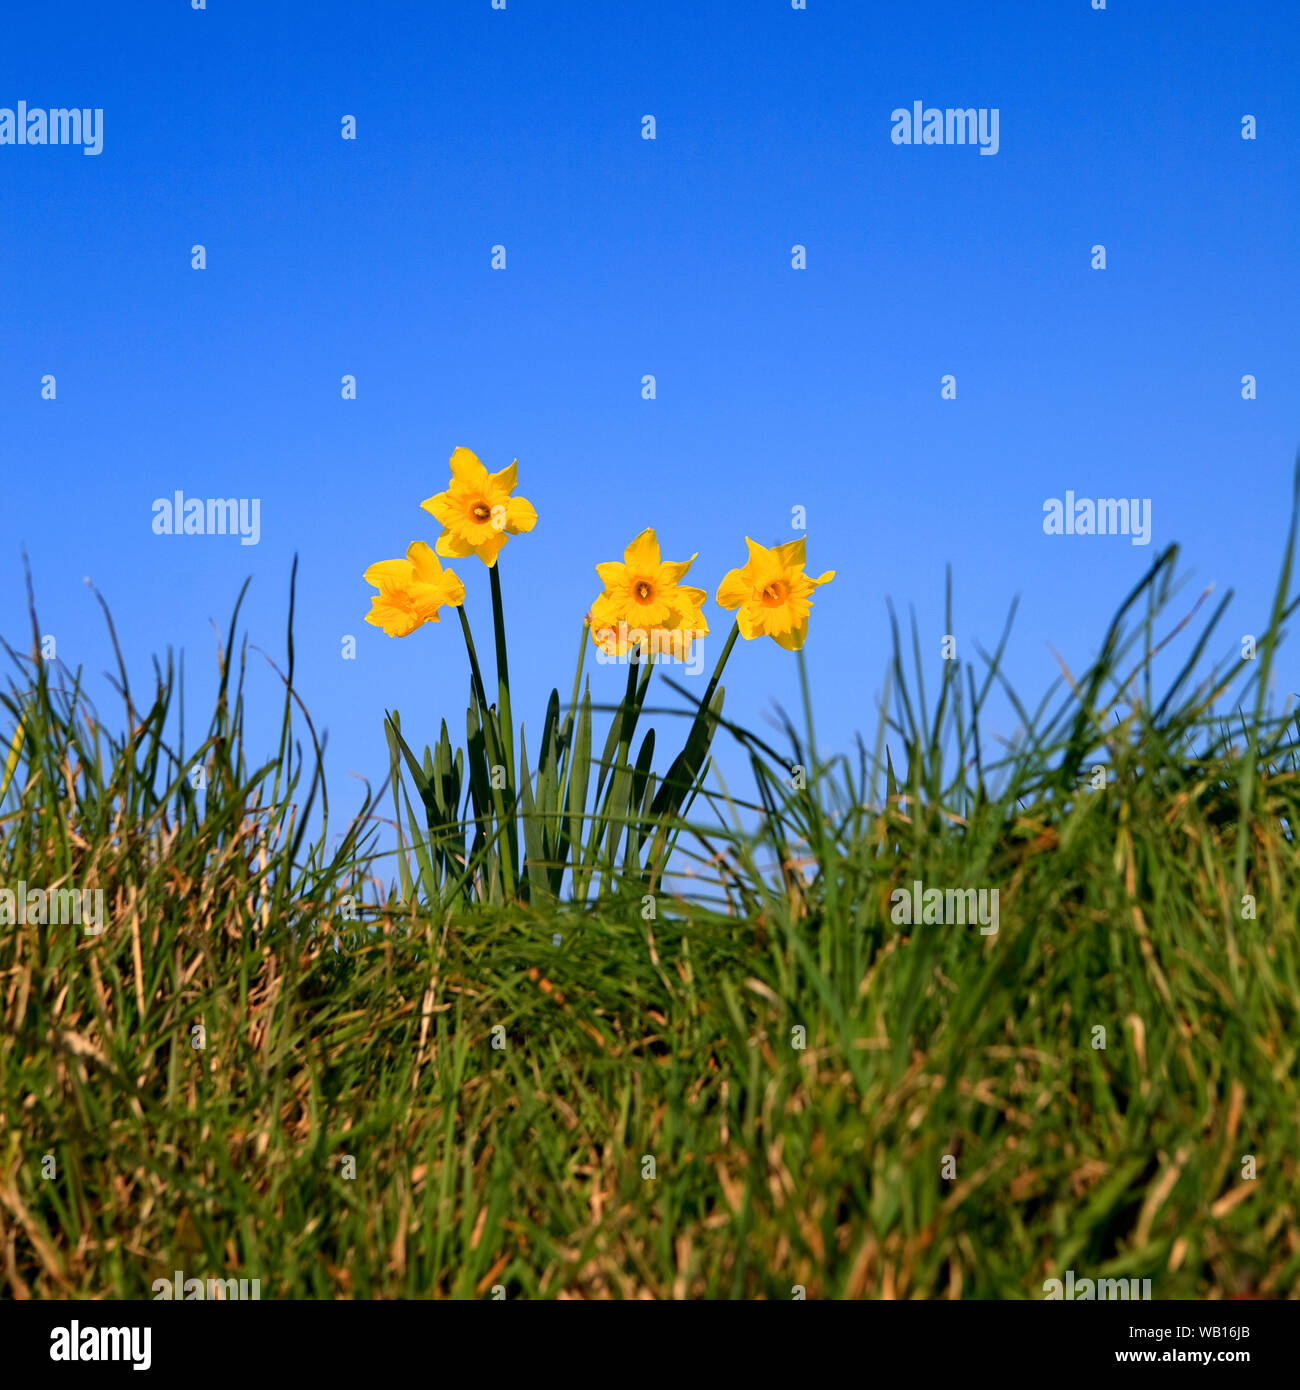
xmin=2 ymin=0 xmax=1297 ymax=853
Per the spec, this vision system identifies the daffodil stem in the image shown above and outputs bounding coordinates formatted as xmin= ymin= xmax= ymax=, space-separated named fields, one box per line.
xmin=797 ymin=648 xmax=818 ymax=779
xmin=698 ymin=620 xmax=741 ymax=717
xmin=563 ymin=618 xmax=587 ymax=741
xmin=604 ymin=655 xmax=642 ymax=801
xmin=457 ymin=607 xmax=491 ymax=716
xmin=600 ymin=652 xmax=645 ymax=876
xmin=457 ymin=603 xmax=517 ymax=900
xmin=488 ymin=564 xmax=520 ymax=886
xmin=644 ymin=620 xmax=740 ymax=874
xmin=489 ymin=564 xmax=514 ymax=771
xmin=617 ymin=651 xmax=641 ymax=754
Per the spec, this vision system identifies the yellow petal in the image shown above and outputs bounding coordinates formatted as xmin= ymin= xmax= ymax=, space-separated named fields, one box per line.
xmin=590 ymin=592 xmax=620 ymax=624
xmin=441 ymin=569 xmax=466 ymax=606
xmin=364 ymin=557 xmax=413 ymax=589
xmin=366 ymin=595 xmax=419 ymax=637
xmin=435 ymin=530 xmax=474 ymax=559
xmin=489 ymin=458 xmax=518 ymax=492
xmin=744 ymin=536 xmax=773 ymax=567
xmin=811 ymin=569 xmax=835 ymax=587
xmin=623 ymin=528 xmax=661 ymax=571
xmin=448 ymin=446 xmax=488 ymax=487
xmin=736 ymin=603 xmax=761 ymax=640
xmin=420 ymin=491 xmax=457 ymax=526
xmin=772 ymin=536 xmax=807 ymax=569
xmin=474 ymin=530 xmax=508 ymax=568
xmin=660 ymin=552 xmax=697 ymax=583
xmin=595 ymin=561 xmax=627 ymax=591
xmin=505 ymin=495 xmax=537 ymax=533
xmin=405 ymin=540 xmax=443 ymax=579
xmin=772 ymin=620 xmax=808 ymax=651
xmin=715 ymin=568 xmax=751 ymax=610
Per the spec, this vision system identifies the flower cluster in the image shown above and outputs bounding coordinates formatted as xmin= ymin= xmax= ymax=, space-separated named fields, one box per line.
xmin=364 ymin=447 xmax=834 ymax=652
xmin=363 ymin=447 xmax=534 ymax=635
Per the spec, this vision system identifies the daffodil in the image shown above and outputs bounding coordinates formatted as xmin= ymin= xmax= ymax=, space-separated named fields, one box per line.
xmin=364 ymin=541 xmax=465 ymax=637
xmin=715 ymin=537 xmax=834 ymax=650
xmin=589 ymin=528 xmax=708 ymax=659
xmin=420 ymin=446 xmax=537 ymax=568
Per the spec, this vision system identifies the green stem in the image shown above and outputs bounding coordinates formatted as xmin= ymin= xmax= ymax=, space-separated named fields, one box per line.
xmin=613 ymin=651 xmax=643 ymax=776
xmin=457 ymin=603 xmax=516 ymax=899
xmin=488 ymin=564 xmax=514 ymax=773
xmin=644 ymin=620 xmax=742 ymax=885
xmin=457 ymin=607 xmax=491 ymax=716
xmin=698 ymin=620 xmax=741 ymax=719
xmin=488 ymin=563 xmax=519 ymax=881
xmin=559 ymin=617 xmax=591 ymax=899
xmin=797 ymin=647 xmax=818 ymax=779
xmin=563 ymin=617 xmax=588 ymax=742
xmin=587 ymin=650 xmax=645 ymax=887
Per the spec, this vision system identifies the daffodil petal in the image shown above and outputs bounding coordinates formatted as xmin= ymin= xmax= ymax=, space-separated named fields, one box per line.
xmin=489 ymin=458 xmax=518 ymax=492
xmin=504 ymin=495 xmax=537 ymax=533
xmin=448 ymin=446 xmax=488 ymax=487
xmin=441 ymin=570 xmax=466 ymax=606
xmin=421 ymin=492 xmax=458 ymax=526
xmin=772 ymin=536 xmax=807 ymax=568
xmin=405 ymin=540 xmax=442 ymax=578
xmin=744 ymin=536 xmax=772 ymax=566
xmin=364 ymin=558 xmax=413 ymax=589
xmin=474 ymin=530 xmax=508 ymax=568
xmin=435 ymin=530 xmax=474 ymax=559
xmin=623 ymin=528 xmax=661 ymax=571
xmin=660 ymin=552 xmax=697 ymax=583
xmin=716 ymin=568 xmax=751 ymax=610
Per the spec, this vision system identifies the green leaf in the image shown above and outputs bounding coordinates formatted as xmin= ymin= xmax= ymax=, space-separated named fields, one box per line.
xmin=563 ymin=687 xmax=592 ymax=899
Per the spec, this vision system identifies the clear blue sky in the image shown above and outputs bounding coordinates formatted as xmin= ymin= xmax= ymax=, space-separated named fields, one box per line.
xmin=3 ymin=0 xmax=1297 ymax=848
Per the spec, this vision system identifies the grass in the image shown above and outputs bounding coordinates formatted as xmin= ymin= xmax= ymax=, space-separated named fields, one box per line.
xmin=2 ymin=497 xmax=1299 ymax=1299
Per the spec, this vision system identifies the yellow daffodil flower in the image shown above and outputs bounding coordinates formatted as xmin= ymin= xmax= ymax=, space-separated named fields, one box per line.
xmin=364 ymin=541 xmax=465 ymax=637
xmin=715 ymin=536 xmax=834 ymax=651
xmin=420 ymin=446 xmax=537 ymax=568
xmin=589 ymin=528 xmax=708 ymax=658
